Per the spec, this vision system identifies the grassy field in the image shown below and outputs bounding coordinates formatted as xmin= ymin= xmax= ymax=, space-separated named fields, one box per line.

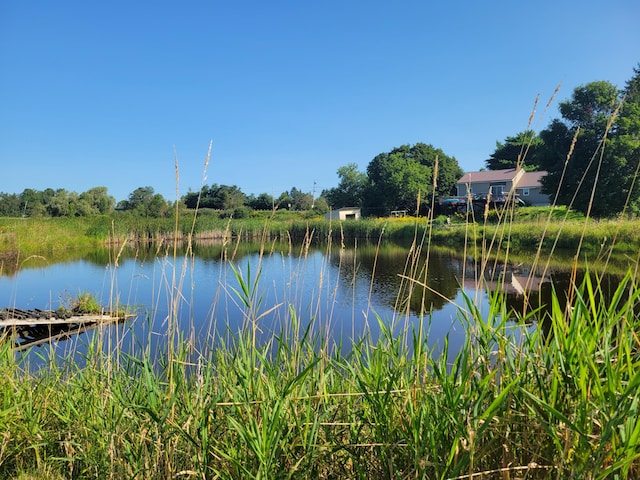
xmin=1 ymin=204 xmax=639 ymax=478
xmin=2 ymin=205 xmax=639 ymax=259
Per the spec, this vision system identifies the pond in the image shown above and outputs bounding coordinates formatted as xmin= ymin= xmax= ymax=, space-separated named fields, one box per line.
xmin=0 ymin=239 xmax=632 ymax=366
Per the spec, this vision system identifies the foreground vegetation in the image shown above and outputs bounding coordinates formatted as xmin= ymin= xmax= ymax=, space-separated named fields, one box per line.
xmin=1 ymin=262 xmax=638 ymax=479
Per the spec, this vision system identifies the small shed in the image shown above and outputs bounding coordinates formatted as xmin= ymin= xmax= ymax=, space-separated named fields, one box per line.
xmin=325 ymin=207 xmax=361 ymax=221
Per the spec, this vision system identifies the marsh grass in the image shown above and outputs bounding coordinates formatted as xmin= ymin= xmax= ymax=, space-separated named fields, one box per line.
xmin=2 ymin=96 xmax=640 ymax=479
xmin=2 ymin=264 xmax=638 ymax=479
xmin=2 ymin=206 xmax=640 ymax=267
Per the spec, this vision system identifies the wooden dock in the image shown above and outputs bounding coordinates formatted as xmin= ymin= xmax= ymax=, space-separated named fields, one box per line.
xmin=0 ymin=308 xmax=135 ymax=352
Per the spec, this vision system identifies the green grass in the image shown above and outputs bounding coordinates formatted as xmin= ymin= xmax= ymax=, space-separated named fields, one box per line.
xmin=0 ymin=268 xmax=638 ymax=479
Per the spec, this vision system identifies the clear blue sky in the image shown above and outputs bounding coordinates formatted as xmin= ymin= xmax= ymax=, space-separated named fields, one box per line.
xmin=1 ymin=1 xmax=638 ymax=202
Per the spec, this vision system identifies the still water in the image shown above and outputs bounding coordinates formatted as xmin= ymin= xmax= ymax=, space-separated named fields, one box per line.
xmin=0 ymin=240 xmax=629 ymax=363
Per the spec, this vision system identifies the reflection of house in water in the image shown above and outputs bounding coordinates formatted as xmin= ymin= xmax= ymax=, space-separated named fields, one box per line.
xmin=457 ymin=258 xmax=552 ymax=308
xmin=462 ymin=269 xmax=550 ymax=296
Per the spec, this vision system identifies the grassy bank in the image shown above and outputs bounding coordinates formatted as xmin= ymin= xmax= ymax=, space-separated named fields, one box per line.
xmin=1 ymin=268 xmax=638 ymax=479
xmin=2 ymin=206 xmax=640 ymax=260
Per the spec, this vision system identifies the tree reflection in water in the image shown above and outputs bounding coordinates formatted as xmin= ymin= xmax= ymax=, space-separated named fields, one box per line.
xmin=0 ymin=238 xmax=633 ymax=364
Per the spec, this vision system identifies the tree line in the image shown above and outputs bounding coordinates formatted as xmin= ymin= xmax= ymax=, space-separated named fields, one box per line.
xmin=1 ymin=143 xmax=461 ymax=218
xmin=181 ymin=185 xmax=328 ymax=217
xmin=0 ymin=187 xmax=117 ymax=218
xmin=2 ymin=64 xmax=638 ymax=220
xmin=0 ymin=184 xmax=330 ymax=219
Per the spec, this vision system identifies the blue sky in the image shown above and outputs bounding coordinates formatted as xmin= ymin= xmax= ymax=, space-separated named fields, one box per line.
xmin=1 ymin=1 xmax=638 ymax=202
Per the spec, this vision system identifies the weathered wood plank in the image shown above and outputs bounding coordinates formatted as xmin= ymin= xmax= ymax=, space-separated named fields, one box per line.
xmin=0 ymin=314 xmax=134 ymax=328
xmin=12 ymin=323 xmax=110 ymax=352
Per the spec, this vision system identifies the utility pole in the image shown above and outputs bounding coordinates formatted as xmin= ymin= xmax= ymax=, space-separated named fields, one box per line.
xmin=311 ymin=181 xmax=316 ymax=209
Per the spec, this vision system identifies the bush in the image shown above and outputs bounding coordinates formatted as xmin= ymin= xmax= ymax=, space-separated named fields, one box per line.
xmin=232 ymin=206 xmax=251 ymax=219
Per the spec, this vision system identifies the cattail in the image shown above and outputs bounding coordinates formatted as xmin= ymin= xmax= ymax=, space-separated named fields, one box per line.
xmin=545 ymin=83 xmax=561 ymax=111
xmin=526 ymin=94 xmax=539 ymax=131
xmin=433 ymin=156 xmax=439 ymax=190
xmin=565 ymin=127 xmax=580 ymax=167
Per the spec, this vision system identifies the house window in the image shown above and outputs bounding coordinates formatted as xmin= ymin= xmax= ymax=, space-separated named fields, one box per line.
xmin=522 ymin=188 xmax=530 ymax=196
xmin=490 ymin=184 xmax=505 ymax=195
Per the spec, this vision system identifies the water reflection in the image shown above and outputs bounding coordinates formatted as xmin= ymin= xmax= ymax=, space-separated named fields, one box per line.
xmin=328 ymin=243 xmax=465 ymax=314
xmin=0 ymin=239 xmax=634 ymax=363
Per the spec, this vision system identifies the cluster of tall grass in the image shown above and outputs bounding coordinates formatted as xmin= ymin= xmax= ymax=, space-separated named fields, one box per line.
xmin=0 ymin=217 xmax=105 ymax=254
xmin=0 ymin=212 xmax=406 ymax=264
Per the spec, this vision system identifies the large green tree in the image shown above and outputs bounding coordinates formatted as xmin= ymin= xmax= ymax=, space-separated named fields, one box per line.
xmin=0 ymin=193 xmax=22 ymax=217
xmin=289 ymin=187 xmax=314 ymax=210
xmin=364 ymin=143 xmax=463 ymax=216
xmin=323 ymin=163 xmax=367 ymax=208
xmin=46 ymin=189 xmax=72 ymax=217
xmin=538 ymin=75 xmax=640 ymax=217
xmin=485 ymin=131 xmax=543 ymax=171
xmin=79 ymin=186 xmax=115 ymax=215
xmin=119 ymin=186 xmax=170 ymax=217
xmin=247 ymin=192 xmax=275 ymax=211
xmin=183 ymin=184 xmax=246 ymax=211
xmin=19 ymin=189 xmax=47 ymax=217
